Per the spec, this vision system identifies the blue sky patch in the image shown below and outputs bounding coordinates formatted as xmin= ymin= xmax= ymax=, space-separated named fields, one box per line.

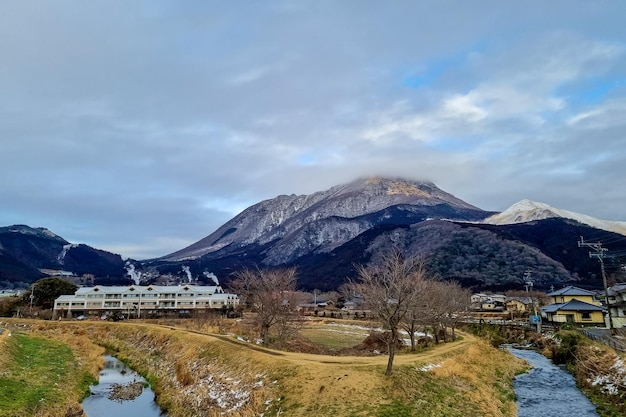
xmin=402 ymin=41 xmax=487 ymax=89
xmin=558 ymin=77 xmax=624 ymax=106
xmin=298 ymin=153 xmax=317 ymax=165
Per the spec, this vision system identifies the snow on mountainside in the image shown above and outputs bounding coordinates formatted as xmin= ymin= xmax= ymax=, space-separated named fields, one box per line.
xmin=484 ymin=199 xmax=626 ymax=236
xmin=163 ymin=177 xmax=486 ymax=261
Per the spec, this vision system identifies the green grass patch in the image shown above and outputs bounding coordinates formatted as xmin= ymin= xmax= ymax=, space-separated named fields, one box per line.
xmin=376 ymin=400 xmax=416 ymax=417
xmin=299 ymin=324 xmax=369 ymax=349
xmin=0 ymin=333 xmax=90 ymax=417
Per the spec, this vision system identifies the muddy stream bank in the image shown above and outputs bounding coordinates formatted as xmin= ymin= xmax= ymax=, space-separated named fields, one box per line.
xmin=81 ymin=355 xmax=166 ymax=417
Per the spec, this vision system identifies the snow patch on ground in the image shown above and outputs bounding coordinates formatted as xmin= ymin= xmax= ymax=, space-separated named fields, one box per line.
xmin=588 ymin=356 xmax=626 ymax=396
xmin=417 ymin=362 xmax=443 ymax=372
xmin=180 ymin=366 xmax=267 ymax=413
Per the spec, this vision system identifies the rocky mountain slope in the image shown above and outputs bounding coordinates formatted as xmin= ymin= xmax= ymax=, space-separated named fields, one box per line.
xmin=164 ymin=177 xmax=489 ymax=263
xmin=150 ymin=177 xmax=626 ymax=292
xmin=5 ymin=177 xmax=625 ymax=292
xmin=0 ymin=225 xmax=130 ymax=287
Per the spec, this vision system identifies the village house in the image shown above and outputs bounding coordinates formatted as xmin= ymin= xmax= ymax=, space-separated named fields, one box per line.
xmin=505 ymin=297 xmax=533 ymax=316
xmin=546 ymin=286 xmax=601 ymax=305
xmin=297 ymin=300 xmax=332 ymax=315
xmin=607 ymin=283 xmax=626 ymax=328
xmin=541 ymin=286 xmax=606 ymax=326
xmin=470 ymin=293 xmax=506 ymax=312
xmin=53 ymin=284 xmax=239 ymax=319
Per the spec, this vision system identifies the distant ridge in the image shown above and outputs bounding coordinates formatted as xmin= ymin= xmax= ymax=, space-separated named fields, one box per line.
xmin=0 ymin=224 xmax=130 ymax=286
xmin=484 ymin=199 xmax=626 ymax=236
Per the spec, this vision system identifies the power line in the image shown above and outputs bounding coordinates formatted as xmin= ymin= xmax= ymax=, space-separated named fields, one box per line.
xmin=578 ymin=236 xmax=615 ymax=334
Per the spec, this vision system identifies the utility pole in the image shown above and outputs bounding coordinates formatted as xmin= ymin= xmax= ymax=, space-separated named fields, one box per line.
xmin=578 ymin=236 xmax=614 ymax=334
xmin=29 ymin=281 xmax=37 ymax=314
xmin=524 ymin=270 xmax=533 ymax=293
xmin=524 ymin=270 xmax=540 ymax=332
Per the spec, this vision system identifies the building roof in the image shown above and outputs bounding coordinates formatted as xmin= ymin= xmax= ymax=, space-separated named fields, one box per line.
xmin=506 ymin=296 xmax=532 ymax=304
xmin=546 ymin=286 xmax=597 ymax=297
xmin=607 ymin=283 xmax=626 ymax=296
xmin=74 ymin=284 xmax=224 ymax=295
xmin=541 ymin=299 xmax=606 ymax=313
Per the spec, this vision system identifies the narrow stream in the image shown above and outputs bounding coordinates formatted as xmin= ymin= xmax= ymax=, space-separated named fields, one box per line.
xmin=81 ymin=355 xmax=166 ymax=417
xmin=508 ymin=348 xmax=598 ymax=417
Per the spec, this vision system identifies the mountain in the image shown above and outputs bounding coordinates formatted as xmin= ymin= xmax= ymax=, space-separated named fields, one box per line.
xmin=292 ymin=218 xmax=621 ymax=291
xmin=151 ymin=177 xmax=626 ymax=292
xmin=6 ymin=178 xmax=625 ymax=292
xmin=164 ymin=177 xmax=489 ymax=263
xmin=0 ymin=225 xmax=131 ymax=288
xmin=484 ymin=199 xmax=626 ymax=236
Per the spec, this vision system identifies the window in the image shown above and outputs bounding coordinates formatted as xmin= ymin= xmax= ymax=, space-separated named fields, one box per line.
xmin=581 ymin=312 xmax=591 ymax=320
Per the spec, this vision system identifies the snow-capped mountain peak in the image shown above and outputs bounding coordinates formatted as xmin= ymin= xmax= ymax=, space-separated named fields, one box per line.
xmin=484 ymin=199 xmax=626 ymax=236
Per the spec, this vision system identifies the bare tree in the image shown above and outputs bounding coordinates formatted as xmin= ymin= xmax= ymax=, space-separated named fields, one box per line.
xmin=401 ymin=278 xmax=439 ymax=350
xmin=230 ymin=267 xmax=299 ymax=345
xmin=401 ymin=308 xmax=421 ymax=351
xmin=437 ymin=281 xmax=471 ymax=341
xmin=402 ymin=279 xmax=441 ymax=345
xmin=350 ymin=250 xmax=430 ymax=376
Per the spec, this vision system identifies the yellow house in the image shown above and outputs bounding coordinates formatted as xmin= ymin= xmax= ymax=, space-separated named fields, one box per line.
xmin=547 ymin=286 xmax=601 ymax=306
xmin=541 ymin=286 xmax=606 ymax=325
xmin=505 ymin=297 xmax=532 ymax=315
xmin=541 ymin=299 xmax=606 ymax=325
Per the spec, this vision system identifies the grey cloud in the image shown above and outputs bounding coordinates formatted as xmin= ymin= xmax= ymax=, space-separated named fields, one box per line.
xmin=1 ymin=1 xmax=626 ymax=258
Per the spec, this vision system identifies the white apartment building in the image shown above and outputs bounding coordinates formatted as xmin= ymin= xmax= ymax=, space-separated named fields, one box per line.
xmin=53 ymin=284 xmax=239 ymax=319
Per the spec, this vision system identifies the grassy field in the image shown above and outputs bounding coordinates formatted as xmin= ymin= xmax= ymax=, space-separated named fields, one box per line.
xmin=0 ymin=327 xmax=100 ymax=417
xmin=298 ymin=320 xmax=376 ymax=349
xmin=1 ymin=319 xmax=526 ymax=417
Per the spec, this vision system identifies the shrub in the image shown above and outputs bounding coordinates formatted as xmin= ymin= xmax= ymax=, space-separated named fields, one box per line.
xmin=550 ymin=330 xmax=583 ymax=365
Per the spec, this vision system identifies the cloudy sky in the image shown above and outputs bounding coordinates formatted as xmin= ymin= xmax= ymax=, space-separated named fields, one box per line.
xmin=1 ymin=1 xmax=625 ymax=259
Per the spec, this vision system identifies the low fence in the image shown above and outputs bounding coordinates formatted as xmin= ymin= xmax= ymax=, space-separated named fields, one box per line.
xmin=578 ymin=328 xmax=626 ymax=352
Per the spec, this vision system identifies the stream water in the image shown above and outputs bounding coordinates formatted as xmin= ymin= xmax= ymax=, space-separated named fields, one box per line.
xmin=508 ymin=348 xmax=599 ymax=417
xmin=81 ymin=355 xmax=166 ymax=417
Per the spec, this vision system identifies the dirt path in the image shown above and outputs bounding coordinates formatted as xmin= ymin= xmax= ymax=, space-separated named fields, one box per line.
xmin=4 ymin=319 xmax=476 ymax=370
xmin=148 ymin=322 xmax=476 ymax=368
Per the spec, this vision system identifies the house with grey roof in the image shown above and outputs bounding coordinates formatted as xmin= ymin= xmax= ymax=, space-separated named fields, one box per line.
xmin=607 ymin=283 xmax=626 ymax=328
xmin=541 ymin=286 xmax=606 ymax=326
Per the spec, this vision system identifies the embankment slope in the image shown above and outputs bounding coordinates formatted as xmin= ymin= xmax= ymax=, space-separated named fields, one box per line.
xmin=4 ymin=320 xmax=526 ymax=417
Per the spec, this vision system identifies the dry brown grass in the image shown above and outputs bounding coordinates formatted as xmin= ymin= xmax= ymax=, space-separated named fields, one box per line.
xmin=431 ymin=340 xmax=525 ymax=417
xmin=0 ymin=324 xmax=9 ymax=369
xmin=5 ymin=319 xmax=526 ymax=417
